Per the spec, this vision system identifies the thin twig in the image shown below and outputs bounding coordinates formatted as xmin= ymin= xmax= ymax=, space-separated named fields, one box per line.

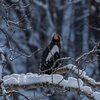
xmin=85 ymin=23 xmax=100 ymax=30
xmin=6 ymin=90 xmax=30 ymax=100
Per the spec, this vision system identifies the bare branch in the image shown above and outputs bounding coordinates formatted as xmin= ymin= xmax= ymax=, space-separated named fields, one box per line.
xmin=85 ymin=23 xmax=100 ymax=30
xmin=0 ymin=31 xmax=15 ymax=48
xmin=0 ymin=0 xmax=33 ymax=10
xmin=0 ymin=49 xmax=9 ymax=100
xmin=10 ymin=47 xmax=43 ymax=61
xmin=76 ymin=41 xmax=100 ymax=62
xmin=8 ymin=9 xmax=33 ymax=26
xmin=6 ymin=90 xmax=30 ymax=100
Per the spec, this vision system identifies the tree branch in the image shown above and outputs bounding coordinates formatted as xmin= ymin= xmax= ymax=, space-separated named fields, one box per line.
xmin=33 ymin=0 xmax=55 ymax=29
xmin=2 ymin=73 xmax=100 ymax=100
xmin=54 ymin=64 xmax=100 ymax=88
xmin=0 ymin=49 xmax=9 ymax=100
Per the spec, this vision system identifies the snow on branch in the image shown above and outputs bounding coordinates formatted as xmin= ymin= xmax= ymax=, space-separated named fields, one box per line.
xmin=1 ymin=73 xmax=100 ymax=100
xmin=50 ymin=41 xmax=100 ymax=72
xmin=0 ymin=49 xmax=30 ymax=100
xmin=54 ymin=64 xmax=100 ymax=88
xmin=0 ymin=0 xmax=34 ymax=31
xmin=0 ymin=49 xmax=9 ymax=100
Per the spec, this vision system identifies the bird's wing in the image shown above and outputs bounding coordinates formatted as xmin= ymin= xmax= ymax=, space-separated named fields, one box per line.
xmin=41 ymin=44 xmax=53 ymax=64
xmin=41 ymin=47 xmax=49 ymax=63
xmin=41 ymin=44 xmax=60 ymax=62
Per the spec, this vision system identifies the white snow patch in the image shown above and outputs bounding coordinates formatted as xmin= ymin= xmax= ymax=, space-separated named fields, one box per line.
xmin=3 ymin=74 xmax=19 ymax=80
xmin=81 ymin=86 xmax=92 ymax=93
xmin=18 ymin=74 xmax=26 ymax=85
xmin=4 ymin=74 xmax=83 ymax=88
xmin=63 ymin=64 xmax=96 ymax=86
xmin=63 ymin=64 xmax=86 ymax=77
xmin=61 ymin=77 xmax=83 ymax=88
xmin=46 ymin=45 xmax=59 ymax=61
xmin=92 ymin=92 xmax=100 ymax=100
xmin=26 ymin=73 xmax=38 ymax=77
xmin=88 ymin=78 xmax=95 ymax=85
xmin=4 ymin=73 xmax=64 ymax=86
xmin=3 ymin=73 xmax=94 ymax=95
xmin=4 ymin=77 xmax=19 ymax=85
xmin=60 ymin=80 xmax=68 ymax=87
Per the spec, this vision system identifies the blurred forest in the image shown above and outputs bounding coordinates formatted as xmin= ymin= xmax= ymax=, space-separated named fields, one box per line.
xmin=0 ymin=0 xmax=100 ymax=100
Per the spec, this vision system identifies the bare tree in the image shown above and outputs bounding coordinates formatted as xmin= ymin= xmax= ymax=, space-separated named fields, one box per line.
xmin=0 ymin=0 xmax=100 ymax=100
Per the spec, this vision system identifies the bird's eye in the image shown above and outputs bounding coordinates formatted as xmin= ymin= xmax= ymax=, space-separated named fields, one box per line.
xmin=54 ymin=35 xmax=58 ymax=40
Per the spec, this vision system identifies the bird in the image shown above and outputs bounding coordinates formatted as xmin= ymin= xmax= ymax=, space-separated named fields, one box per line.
xmin=39 ymin=34 xmax=61 ymax=74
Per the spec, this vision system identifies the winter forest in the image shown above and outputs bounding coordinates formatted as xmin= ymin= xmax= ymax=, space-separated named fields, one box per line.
xmin=0 ymin=0 xmax=100 ymax=100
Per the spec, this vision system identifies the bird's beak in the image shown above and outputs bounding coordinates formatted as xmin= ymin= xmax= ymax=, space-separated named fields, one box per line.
xmin=54 ymin=35 xmax=58 ymax=40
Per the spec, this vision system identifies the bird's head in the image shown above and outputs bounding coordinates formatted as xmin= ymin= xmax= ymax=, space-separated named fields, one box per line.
xmin=51 ymin=34 xmax=61 ymax=43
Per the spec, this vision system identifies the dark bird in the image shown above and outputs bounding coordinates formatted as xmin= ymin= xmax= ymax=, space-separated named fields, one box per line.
xmin=39 ymin=34 xmax=61 ymax=74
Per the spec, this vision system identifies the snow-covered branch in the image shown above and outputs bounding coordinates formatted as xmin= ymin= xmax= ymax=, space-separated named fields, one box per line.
xmin=2 ymin=73 xmax=100 ymax=100
xmin=0 ymin=49 xmax=9 ymax=100
xmin=0 ymin=49 xmax=30 ymax=100
xmin=54 ymin=64 xmax=100 ymax=88
xmin=51 ymin=41 xmax=100 ymax=71
xmin=75 ymin=41 xmax=100 ymax=62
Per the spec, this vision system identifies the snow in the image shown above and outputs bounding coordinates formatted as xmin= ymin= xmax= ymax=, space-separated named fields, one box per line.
xmin=61 ymin=64 xmax=96 ymax=86
xmin=46 ymin=45 xmax=59 ymax=61
xmin=4 ymin=73 xmax=63 ymax=86
xmin=81 ymin=86 xmax=92 ymax=93
xmin=68 ymin=77 xmax=83 ymax=87
xmin=4 ymin=77 xmax=19 ymax=85
xmin=63 ymin=64 xmax=86 ymax=76
xmin=3 ymin=73 xmax=19 ymax=80
xmin=0 ymin=48 xmax=6 ymax=64
xmin=26 ymin=73 xmax=38 ymax=76
xmin=58 ymin=64 xmax=96 ymax=86
xmin=87 ymin=77 xmax=95 ymax=85
xmin=60 ymin=77 xmax=83 ymax=88
xmin=0 ymin=0 xmax=99 ymax=99
xmin=0 ymin=49 xmax=6 ymax=80
xmin=92 ymin=92 xmax=100 ymax=100
xmin=3 ymin=71 xmax=100 ymax=100
xmin=3 ymin=73 xmax=92 ymax=93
